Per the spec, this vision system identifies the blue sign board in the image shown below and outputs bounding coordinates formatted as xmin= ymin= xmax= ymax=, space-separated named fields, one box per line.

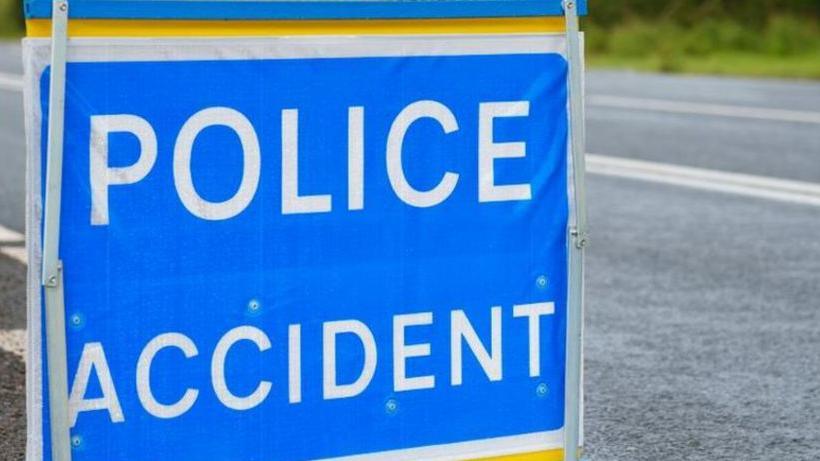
xmin=30 ymin=36 xmax=571 ymax=460
xmin=24 ymin=0 xmax=586 ymax=19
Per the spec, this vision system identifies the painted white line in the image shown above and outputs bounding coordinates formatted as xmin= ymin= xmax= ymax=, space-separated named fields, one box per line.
xmin=0 ymin=71 xmax=23 ymax=92
xmin=0 ymin=224 xmax=26 ymax=264
xmin=0 ymin=328 xmax=25 ymax=358
xmin=588 ymin=95 xmax=820 ymax=125
xmin=587 ymin=154 xmax=820 ymax=207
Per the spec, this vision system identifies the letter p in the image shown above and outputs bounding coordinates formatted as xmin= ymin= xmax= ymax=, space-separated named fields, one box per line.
xmin=90 ymin=114 xmax=157 ymax=225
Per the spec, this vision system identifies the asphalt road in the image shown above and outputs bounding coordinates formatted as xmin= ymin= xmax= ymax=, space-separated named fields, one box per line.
xmin=586 ymin=71 xmax=820 ymax=183
xmin=0 ymin=42 xmax=25 ymax=233
xmin=2 ymin=41 xmax=820 ymax=460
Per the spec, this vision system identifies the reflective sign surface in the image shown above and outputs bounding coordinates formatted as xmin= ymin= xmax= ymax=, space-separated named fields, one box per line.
xmin=28 ymin=36 xmax=571 ymax=461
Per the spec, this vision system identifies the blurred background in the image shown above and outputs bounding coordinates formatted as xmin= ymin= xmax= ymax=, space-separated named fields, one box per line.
xmin=2 ymin=0 xmax=819 ymax=78
xmin=585 ymin=0 xmax=820 ymax=79
xmin=0 ymin=0 xmax=22 ymax=38
xmin=1 ymin=1 xmax=819 ymax=461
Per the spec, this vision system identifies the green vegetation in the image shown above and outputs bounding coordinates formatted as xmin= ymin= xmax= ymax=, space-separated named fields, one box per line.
xmin=0 ymin=0 xmax=24 ymax=38
xmin=585 ymin=1 xmax=820 ymax=79
xmin=1 ymin=0 xmax=819 ymax=79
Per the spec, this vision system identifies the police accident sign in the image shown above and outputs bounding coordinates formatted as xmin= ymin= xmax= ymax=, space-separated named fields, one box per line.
xmin=24 ymin=35 xmax=575 ymax=460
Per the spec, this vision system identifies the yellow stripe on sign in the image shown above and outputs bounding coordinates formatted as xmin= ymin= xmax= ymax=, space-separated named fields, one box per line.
xmin=26 ymin=17 xmax=566 ymax=38
xmin=478 ymin=448 xmax=565 ymax=461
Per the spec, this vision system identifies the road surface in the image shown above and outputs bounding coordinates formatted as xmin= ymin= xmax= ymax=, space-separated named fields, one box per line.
xmin=1 ymin=41 xmax=820 ymax=460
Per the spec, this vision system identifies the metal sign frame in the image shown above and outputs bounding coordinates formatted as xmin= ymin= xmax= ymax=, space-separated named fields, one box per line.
xmin=36 ymin=2 xmax=587 ymax=460
xmin=561 ymin=2 xmax=588 ymax=461
xmin=41 ymin=1 xmax=71 ymax=461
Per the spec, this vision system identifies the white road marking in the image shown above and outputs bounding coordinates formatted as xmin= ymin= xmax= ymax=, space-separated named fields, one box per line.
xmin=0 ymin=71 xmax=23 ymax=92
xmin=0 ymin=154 xmax=818 ymax=359
xmin=0 ymin=224 xmax=26 ymax=358
xmin=588 ymin=95 xmax=820 ymax=125
xmin=587 ymin=154 xmax=820 ymax=207
xmin=0 ymin=329 xmax=26 ymax=358
xmin=0 ymin=224 xmax=26 ymax=264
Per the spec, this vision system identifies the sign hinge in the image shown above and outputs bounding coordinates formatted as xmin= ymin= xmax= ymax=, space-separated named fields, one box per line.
xmin=570 ymin=227 xmax=589 ymax=250
xmin=43 ymin=260 xmax=62 ymax=287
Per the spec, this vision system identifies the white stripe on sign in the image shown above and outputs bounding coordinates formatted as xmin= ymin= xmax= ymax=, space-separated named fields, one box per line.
xmin=0 ymin=72 xmax=23 ymax=92
xmin=587 ymin=95 xmax=820 ymax=125
xmin=0 ymin=224 xmax=26 ymax=264
xmin=587 ymin=154 xmax=820 ymax=207
xmin=320 ymin=429 xmax=562 ymax=461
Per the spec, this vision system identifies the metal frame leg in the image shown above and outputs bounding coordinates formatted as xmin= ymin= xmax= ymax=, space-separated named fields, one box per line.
xmin=562 ymin=1 xmax=588 ymax=461
xmin=41 ymin=1 xmax=72 ymax=461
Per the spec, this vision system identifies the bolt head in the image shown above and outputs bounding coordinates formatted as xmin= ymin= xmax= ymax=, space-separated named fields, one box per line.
xmin=385 ymin=399 xmax=398 ymax=414
xmin=536 ymin=383 xmax=549 ymax=397
xmin=59 ymin=2 xmax=67 ymax=11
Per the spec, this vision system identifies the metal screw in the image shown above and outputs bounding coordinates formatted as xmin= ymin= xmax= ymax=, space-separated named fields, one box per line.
xmin=385 ymin=399 xmax=398 ymax=414
xmin=536 ymin=383 xmax=549 ymax=397
xmin=536 ymin=275 xmax=548 ymax=289
xmin=248 ymin=299 xmax=260 ymax=312
xmin=565 ymin=1 xmax=574 ymax=10
xmin=59 ymin=2 xmax=67 ymax=11
xmin=47 ymin=276 xmax=57 ymax=286
xmin=70 ymin=314 xmax=81 ymax=326
xmin=70 ymin=435 xmax=81 ymax=448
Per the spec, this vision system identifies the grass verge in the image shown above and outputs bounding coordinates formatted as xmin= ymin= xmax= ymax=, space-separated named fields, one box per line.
xmin=588 ymin=52 xmax=820 ymax=80
xmin=0 ymin=0 xmax=24 ymax=38
xmin=585 ymin=16 xmax=820 ymax=80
